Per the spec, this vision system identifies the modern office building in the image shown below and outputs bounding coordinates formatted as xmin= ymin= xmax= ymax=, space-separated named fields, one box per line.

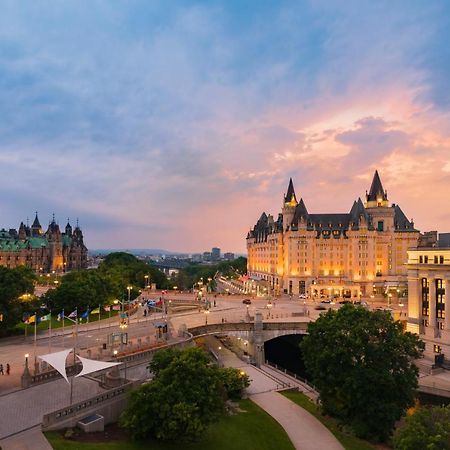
xmin=211 ymin=247 xmax=221 ymax=261
xmin=247 ymin=171 xmax=419 ymax=298
xmin=0 ymin=213 xmax=88 ymax=273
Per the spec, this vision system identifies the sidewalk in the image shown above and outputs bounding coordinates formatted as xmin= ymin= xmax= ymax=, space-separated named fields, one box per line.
xmin=251 ymin=392 xmax=344 ymax=450
xmin=0 ymin=426 xmax=52 ymax=450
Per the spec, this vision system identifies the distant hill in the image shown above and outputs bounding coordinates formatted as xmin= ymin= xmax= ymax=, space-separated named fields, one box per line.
xmin=89 ymin=249 xmax=183 ymax=256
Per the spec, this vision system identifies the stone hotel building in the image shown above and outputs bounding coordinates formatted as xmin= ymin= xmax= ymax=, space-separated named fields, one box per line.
xmin=247 ymin=171 xmax=419 ymax=298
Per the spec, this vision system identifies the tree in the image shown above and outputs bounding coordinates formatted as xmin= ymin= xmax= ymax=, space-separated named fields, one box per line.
xmin=121 ymin=347 xmax=225 ymax=441
xmin=300 ymin=305 xmax=424 ymax=441
xmin=393 ymin=405 xmax=450 ymax=450
xmin=218 ymin=367 xmax=250 ymax=400
xmin=0 ymin=266 xmax=36 ymax=335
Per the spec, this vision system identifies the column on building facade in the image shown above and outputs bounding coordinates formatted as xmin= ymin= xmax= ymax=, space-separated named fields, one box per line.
xmin=429 ymin=277 xmax=436 ymax=333
xmin=407 ymin=272 xmax=421 ymax=334
xmin=446 ymin=279 xmax=450 ymax=331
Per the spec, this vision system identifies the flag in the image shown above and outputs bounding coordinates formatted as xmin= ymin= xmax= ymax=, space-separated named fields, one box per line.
xmin=25 ymin=314 xmax=36 ymax=324
xmin=80 ymin=310 xmax=89 ymax=319
xmin=90 ymin=308 xmax=100 ymax=315
xmin=40 ymin=313 xmax=51 ymax=322
xmin=103 ymin=305 xmax=111 ymax=312
xmin=68 ymin=310 xmax=77 ymax=319
xmin=57 ymin=311 xmax=64 ymax=321
xmin=112 ymin=305 xmax=121 ymax=311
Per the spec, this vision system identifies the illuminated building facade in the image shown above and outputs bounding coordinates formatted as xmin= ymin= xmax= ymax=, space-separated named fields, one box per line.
xmin=407 ymin=245 xmax=450 ymax=363
xmin=0 ymin=213 xmax=87 ymax=273
xmin=247 ymin=171 xmax=419 ymax=298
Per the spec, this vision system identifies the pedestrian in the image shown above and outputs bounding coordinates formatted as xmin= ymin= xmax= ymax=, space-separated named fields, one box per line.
xmin=0 ymin=364 xmax=3 ymax=375
xmin=6 ymin=363 xmax=10 ymax=375
xmin=214 ymin=300 xmax=216 ymax=307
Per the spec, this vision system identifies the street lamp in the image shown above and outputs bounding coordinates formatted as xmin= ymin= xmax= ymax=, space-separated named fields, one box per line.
xmin=204 ymin=309 xmax=210 ymax=325
xmin=388 ymin=293 xmax=392 ymax=307
xmin=144 ymin=275 xmax=149 ymax=289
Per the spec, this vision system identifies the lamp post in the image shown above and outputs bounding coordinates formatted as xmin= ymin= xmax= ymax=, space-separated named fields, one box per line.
xmin=144 ymin=275 xmax=149 ymax=289
xmin=21 ymin=353 xmax=31 ymax=388
xmin=204 ymin=309 xmax=210 ymax=325
xmin=388 ymin=293 xmax=392 ymax=307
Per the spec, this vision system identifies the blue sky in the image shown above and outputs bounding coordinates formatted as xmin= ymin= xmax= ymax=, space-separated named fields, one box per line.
xmin=1 ymin=1 xmax=450 ymax=252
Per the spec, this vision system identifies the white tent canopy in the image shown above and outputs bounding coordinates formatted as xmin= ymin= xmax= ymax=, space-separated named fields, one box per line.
xmin=38 ymin=349 xmax=72 ymax=384
xmin=75 ymin=355 xmax=121 ymax=378
xmin=38 ymin=350 xmax=121 ymax=384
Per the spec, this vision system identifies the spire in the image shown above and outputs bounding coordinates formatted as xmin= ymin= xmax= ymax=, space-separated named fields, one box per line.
xmin=284 ymin=178 xmax=297 ymax=205
xmin=32 ymin=212 xmax=41 ymax=228
xmin=367 ymin=170 xmax=387 ymax=202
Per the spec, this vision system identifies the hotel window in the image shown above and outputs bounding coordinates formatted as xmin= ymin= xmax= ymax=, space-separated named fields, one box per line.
xmin=440 ymin=255 xmax=444 ymax=264
xmin=434 ymin=344 xmax=442 ymax=354
xmin=377 ymin=221 xmax=384 ymax=231
xmin=434 ymin=255 xmax=438 ymax=264
xmin=424 ymin=256 xmax=429 ymax=263
xmin=421 ymin=278 xmax=429 ymax=316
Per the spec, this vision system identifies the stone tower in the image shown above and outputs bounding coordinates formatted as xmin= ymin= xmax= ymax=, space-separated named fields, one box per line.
xmin=282 ymin=178 xmax=298 ymax=231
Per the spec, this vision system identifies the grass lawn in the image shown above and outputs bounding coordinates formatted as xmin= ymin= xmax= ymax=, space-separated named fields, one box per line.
xmin=45 ymin=399 xmax=295 ymax=450
xmin=14 ymin=311 xmax=120 ymax=334
xmin=281 ymin=390 xmax=376 ymax=450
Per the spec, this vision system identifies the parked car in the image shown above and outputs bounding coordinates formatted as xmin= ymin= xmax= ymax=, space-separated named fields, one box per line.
xmin=147 ymin=300 xmax=157 ymax=307
xmin=242 ymin=299 xmax=252 ymax=305
xmin=315 ymin=305 xmax=326 ymax=310
xmin=299 ymin=294 xmax=307 ymax=299
xmin=320 ymin=299 xmax=332 ymax=304
xmin=339 ymin=300 xmax=351 ymax=304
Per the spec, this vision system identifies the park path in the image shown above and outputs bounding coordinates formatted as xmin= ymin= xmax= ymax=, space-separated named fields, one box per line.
xmin=204 ymin=336 xmax=343 ymax=450
xmin=251 ymin=392 xmax=344 ymax=450
xmin=0 ymin=425 xmax=52 ymax=450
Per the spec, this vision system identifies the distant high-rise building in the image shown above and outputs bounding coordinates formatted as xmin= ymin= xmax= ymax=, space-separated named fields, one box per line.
xmin=211 ymin=247 xmax=221 ymax=261
xmin=203 ymin=251 xmax=212 ymax=262
xmin=224 ymin=252 xmax=235 ymax=260
xmin=0 ymin=213 xmax=88 ymax=273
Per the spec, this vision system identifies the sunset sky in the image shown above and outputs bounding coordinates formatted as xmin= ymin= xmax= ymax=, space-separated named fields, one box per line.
xmin=1 ymin=1 xmax=450 ymax=253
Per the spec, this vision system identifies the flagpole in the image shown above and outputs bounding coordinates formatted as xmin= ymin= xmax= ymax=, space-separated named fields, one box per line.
xmin=98 ymin=304 xmax=101 ymax=330
xmin=74 ymin=307 xmax=78 ymax=366
xmin=109 ymin=307 xmax=111 ymax=328
xmin=48 ymin=310 xmax=52 ymax=354
xmin=34 ymin=311 xmax=37 ymax=372
xmin=62 ymin=309 xmax=65 ymax=349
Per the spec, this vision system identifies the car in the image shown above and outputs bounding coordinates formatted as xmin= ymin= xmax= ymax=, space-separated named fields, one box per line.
xmin=320 ymin=299 xmax=331 ymax=304
xmin=299 ymin=294 xmax=307 ymax=299
xmin=339 ymin=300 xmax=351 ymax=304
xmin=147 ymin=300 xmax=157 ymax=306
xmin=314 ymin=305 xmax=326 ymax=310
xmin=242 ymin=299 xmax=252 ymax=305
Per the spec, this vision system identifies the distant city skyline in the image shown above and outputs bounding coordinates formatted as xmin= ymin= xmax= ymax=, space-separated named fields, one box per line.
xmin=1 ymin=2 xmax=450 ymax=253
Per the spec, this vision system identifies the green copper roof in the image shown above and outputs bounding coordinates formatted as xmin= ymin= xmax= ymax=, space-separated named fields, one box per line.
xmin=28 ymin=237 xmax=49 ymax=249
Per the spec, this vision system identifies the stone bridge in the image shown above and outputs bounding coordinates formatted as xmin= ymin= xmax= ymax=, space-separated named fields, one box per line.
xmin=187 ymin=312 xmax=309 ymax=366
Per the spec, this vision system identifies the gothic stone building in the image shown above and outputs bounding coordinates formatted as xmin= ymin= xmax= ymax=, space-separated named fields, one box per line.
xmin=247 ymin=171 xmax=419 ymax=298
xmin=0 ymin=214 xmax=88 ymax=273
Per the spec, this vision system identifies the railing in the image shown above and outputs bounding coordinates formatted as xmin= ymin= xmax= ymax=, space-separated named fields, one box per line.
xmin=265 ymin=360 xmax=318 ymax=393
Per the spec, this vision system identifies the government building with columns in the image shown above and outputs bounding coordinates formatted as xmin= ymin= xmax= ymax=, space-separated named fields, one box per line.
xmin=246 ymin=171 xmax=420 ymax=299
xmin=0 ymin=213 xmax=88 ymax=274
xmin=407 ymin=241 xmax=450 ymax=363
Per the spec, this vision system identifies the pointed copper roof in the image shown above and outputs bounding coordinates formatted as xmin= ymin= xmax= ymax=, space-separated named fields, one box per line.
xmin=367 ymin=170 xmax=387 ymax=201
xmin=284 ymin=178 xmax=297 ymax=204
xmin=32 ymin=212 xmax=41 ymax=229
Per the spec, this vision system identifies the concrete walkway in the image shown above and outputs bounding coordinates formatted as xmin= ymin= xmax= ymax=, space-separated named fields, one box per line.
xmin=0 ymin=426 xmax=52 ymax=450
xmin=251 ymin=391 xmax=344 ymax=450
xmin=203 ymin=336 xmax=343 ymax=450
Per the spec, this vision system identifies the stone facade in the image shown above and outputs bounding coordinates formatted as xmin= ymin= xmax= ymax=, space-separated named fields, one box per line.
xmin=407 ymin=247 xmax=450 ymax=362
xmin=0 ymin=213 xmax=87 ymax=273
xmin=247 ymin=171 xmax=419 ymax=298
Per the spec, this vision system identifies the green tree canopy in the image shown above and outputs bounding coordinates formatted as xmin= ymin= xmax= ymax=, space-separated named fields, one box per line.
xmin=0 ymin=266 xmax=36 ymax=335
xmin=301 ymin=305 xmax=424 ymax=441
xmin=121 ymin=347 xmax=224 ymax=441
xmin=393 ymin=405 xmax=450 ymax=450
